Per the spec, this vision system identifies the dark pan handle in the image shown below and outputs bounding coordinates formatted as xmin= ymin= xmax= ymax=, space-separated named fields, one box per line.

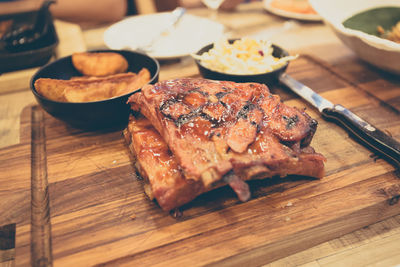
xmin=322 ymin=104 xmax=400 ymax=169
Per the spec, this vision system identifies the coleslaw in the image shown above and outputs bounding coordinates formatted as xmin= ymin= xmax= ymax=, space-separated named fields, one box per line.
xmin=193 ymin=38 xmax=297 ymax=75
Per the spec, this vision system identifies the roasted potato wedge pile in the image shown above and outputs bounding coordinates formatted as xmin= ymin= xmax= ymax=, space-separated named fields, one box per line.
xmin=71 ymin=52 xmax=129 ymax=77
xmin=34 ymin=52 xmax=151 ymax=102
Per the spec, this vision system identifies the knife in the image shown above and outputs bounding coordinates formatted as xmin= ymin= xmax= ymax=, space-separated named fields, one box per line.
xmin=279 ymin=73 xmax=400 ymax=169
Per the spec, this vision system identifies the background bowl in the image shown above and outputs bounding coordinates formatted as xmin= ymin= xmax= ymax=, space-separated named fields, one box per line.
xmin=309 ymin=0 xmax=400 ymax=74
xmin=30 ymin=50 xmax=159 ymax=129
xmin=194 ymin=40 xmax=289 ymax=85
xmin=0 ymin=2 xmax=58 ymax=73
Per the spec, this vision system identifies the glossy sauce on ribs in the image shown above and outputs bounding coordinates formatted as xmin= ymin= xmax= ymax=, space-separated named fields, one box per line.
xmin=126 ymin=78 xmax=325 ymax=210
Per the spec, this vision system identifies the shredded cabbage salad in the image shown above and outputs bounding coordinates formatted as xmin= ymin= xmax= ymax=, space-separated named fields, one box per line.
xmin=193 ymin=38 xmax=297 ymax=75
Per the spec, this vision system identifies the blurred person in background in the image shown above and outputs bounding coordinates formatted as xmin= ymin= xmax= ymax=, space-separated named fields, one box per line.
xmin=51 ymin=0 xmax=248 ymax=24
xmin=0 ymin=0 xmax=128 ymax=26
xmin=50 ymin=0 xmax=128 ymax=25
xmin=0 ymin=0 xmax=249 ymax=26
xmin=178 ymin=0 xmax=256 ymax=10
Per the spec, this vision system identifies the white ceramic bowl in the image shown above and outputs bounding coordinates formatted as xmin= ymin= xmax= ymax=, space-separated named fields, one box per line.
xmin=310 ymin=0 xmax=400 ymax=74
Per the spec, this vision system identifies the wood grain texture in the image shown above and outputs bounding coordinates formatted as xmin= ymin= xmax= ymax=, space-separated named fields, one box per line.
xmin=265 ymin=214 xmax=400 ymax=266
xmin=0 ymin=55 xmax=399 ymax=266
xmin=30 ymin=107 xmax=53 ymax=267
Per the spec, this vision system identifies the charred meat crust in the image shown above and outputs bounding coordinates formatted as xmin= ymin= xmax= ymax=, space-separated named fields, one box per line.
xmin=126 ymin=78 xmax=326 ymax=211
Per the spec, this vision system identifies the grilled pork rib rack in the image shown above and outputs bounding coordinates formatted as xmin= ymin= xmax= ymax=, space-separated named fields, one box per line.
xmin=124 ymin=78 xmax=325 ymax=211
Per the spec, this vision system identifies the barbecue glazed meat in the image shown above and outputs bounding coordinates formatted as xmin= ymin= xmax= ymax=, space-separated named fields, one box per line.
xmin=124 ymin=114 xmax=203 ymax=211
xmin=124 ymin=113 xmax=324 ymax=211
xmin=126 ymin=78 xmax=325 ymax=210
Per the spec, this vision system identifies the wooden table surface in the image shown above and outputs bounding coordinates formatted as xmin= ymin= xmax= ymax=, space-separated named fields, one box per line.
xmin=0 ymin=2 xmax=399 ymax=266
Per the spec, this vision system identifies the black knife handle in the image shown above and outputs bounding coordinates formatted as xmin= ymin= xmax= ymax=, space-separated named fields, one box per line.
xmin=322 ymin=104 xmax=400 ymax=169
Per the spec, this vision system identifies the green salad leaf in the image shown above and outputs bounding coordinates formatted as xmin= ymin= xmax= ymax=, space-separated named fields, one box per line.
xmin=343 ymin=7 xmax=400 ymax=36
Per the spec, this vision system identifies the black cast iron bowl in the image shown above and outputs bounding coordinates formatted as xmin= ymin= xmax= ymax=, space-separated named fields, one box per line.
xmin=194 ymin=39 xmax=289 ymax=85
xmin=30 ymin=50 xmax=159 ymax=130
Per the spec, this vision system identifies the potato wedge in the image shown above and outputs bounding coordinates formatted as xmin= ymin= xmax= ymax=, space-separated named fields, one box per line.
xmin=114 ymin=68 xmax=151 ymax=97
xmin=72 ymin=52 xmax=129 ymax=77
xmin=34 ymin=78 xmax=67 ymax=102
xmin=34 ymin=69 xmax=151 ymax=103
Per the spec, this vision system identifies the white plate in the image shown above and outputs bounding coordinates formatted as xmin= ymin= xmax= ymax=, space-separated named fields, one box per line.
xmin=104 ymin=13 xmax=226 ymax=60
xmin=263 ymin=0 xmax=321 ymax=21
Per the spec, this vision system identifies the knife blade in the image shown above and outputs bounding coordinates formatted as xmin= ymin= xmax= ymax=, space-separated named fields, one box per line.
xmin=279 ymin=73 xmax=400 ymax=169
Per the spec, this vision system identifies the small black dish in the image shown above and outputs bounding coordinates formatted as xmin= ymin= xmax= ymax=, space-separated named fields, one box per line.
xmin=194 ymin=39 xmax=289 ymax=85
xmin=0 ymin=1 xmax=58 ymax=73
xmin=30 ymin=50 xmax=160 ymax=130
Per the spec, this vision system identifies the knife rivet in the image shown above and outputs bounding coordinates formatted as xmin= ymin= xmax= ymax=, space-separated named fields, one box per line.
xmin=335 ymin=105 xmax=345 ymax=111
xmin=388 ymin=195 xmax=399 ymax=206
xmin=365 ymin=125 xmax=376 ymax=132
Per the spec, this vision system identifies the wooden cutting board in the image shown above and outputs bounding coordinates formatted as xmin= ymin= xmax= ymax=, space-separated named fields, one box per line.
xmin=1 ymin=55 xmax=399 ymax=266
